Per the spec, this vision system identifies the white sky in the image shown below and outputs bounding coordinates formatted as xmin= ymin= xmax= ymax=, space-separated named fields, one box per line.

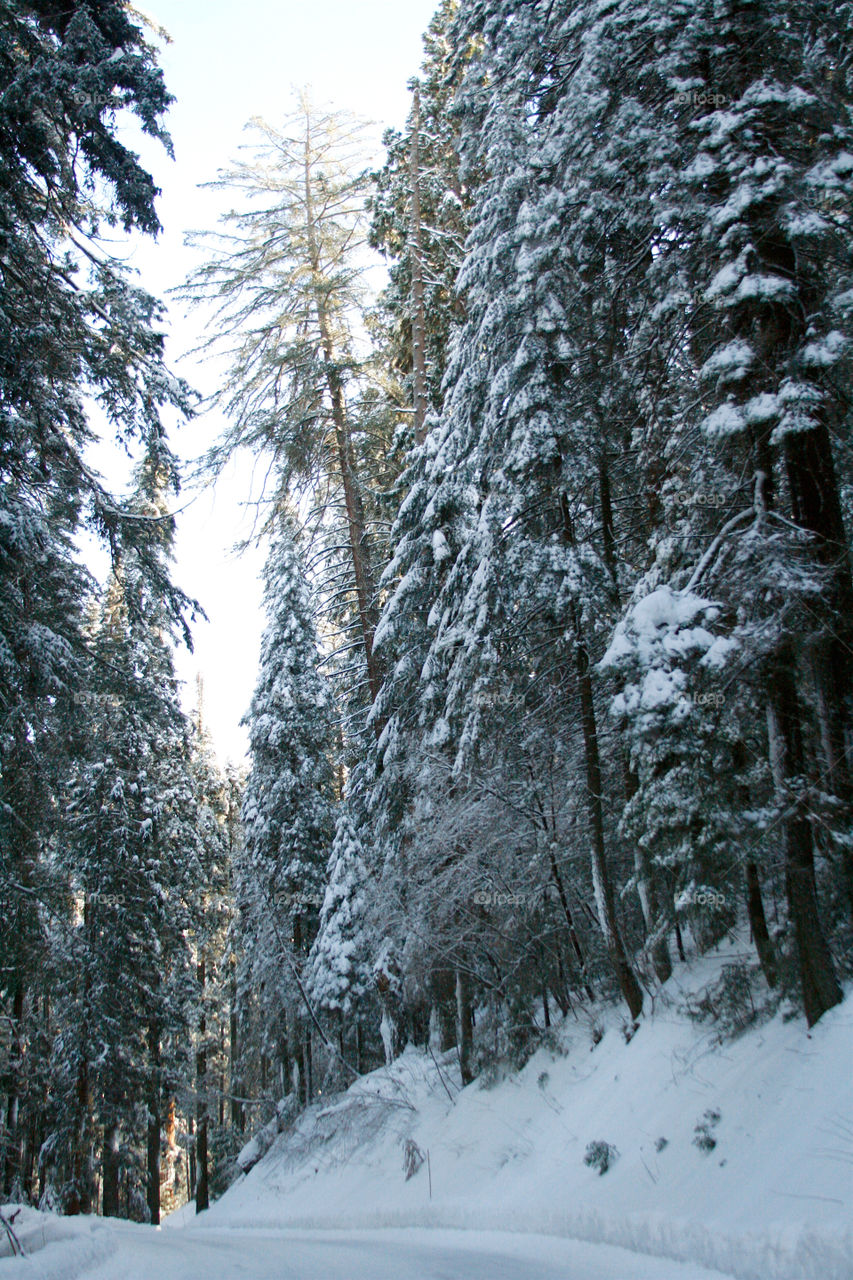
xmin=124 ymin=0 xmax=439 ymax=762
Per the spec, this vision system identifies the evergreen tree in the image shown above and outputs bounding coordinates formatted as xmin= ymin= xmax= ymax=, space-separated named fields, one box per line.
xmin=308 ymin=806 xmax=373 ymax=1075
xmin=0 ymin=0 xmax=193 ymax=1194
xmin=52 ymin=444 xmax=200 ymax=1220
xmin=237 ymin=519 xmax=335 ymax=1105
xmin=182 ymin=94 xmax=385 ymax=708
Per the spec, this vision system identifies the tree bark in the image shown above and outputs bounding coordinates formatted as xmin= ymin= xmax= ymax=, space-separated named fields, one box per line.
xmin=456 ymin=968 xmax=474 ymax=1085
xmin=431 ymin=968 xmax=457 ymax=1051
xmin=195 ymin=958 xmax=209 ymax=1213
xmin=624 ymin=761 xmax=672 ymax=984
xmin=146 ymin=1019 xmax=161 ymax=1225
xmin=102 ymin=1123 xmax=120 ymax=1218
xmin=67 ymin=1054 xmax=92 ymax=1214
xmin=766 ymin=656 xmax=842 ymax=1026
xmin=784 ymin=423 xmax=853 ymax=920
xmin=561 ymin=494 xmax=643 ymax=1020
xmin=229 ymin=970 xmax=243 ymax=1132
xmin=409 ymin=81 xmax=429 ymax=446
xmin=745 ymin=862 xmax=777 ymax=989
xmin=548 ymin=848 xmax=594 ymax=1000
xmin=302 ymin=118 xmax=381 ymax=703
xmin=1 ymin=981 xmax=24 ymax=1196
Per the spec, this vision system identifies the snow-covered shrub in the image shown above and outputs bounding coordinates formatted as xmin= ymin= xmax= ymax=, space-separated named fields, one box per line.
xmin=684 ymin=961 xmax=774 ymax=1039
xmin=402 ymin=1137 xmax=425 ymax=1180
xmin=584 ymin=1140 xmax=619 ymax=1175
xmin=693 ymin=1109 xmax=721 ymax=1153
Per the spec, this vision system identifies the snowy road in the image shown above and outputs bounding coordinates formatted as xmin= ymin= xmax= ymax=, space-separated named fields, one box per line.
xmin=9 ymin=1222 xmax=733 ymax=1280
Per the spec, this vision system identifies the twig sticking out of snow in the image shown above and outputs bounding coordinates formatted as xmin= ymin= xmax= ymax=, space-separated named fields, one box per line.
xmin=0 ymin=1208 xmax=25 ymax=1257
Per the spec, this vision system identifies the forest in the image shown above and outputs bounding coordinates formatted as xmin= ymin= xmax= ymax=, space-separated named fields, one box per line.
xmin=1 ymin=0 xmax=851 ymax=1226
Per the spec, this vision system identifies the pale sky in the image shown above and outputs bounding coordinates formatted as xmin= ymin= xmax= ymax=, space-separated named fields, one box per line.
xmin=124 ymin=0 xmax=440 ymax=761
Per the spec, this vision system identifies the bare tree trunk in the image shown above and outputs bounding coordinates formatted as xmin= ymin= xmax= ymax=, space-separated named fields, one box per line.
xmin=409 ymin=81 xmax=428 ymax=446
xmin=558 ymin=491 xmax=642 ymax=1018
xmin=355 ymin=1021 xmax=364 ymax=1075
xmin=67 ymin=1055 xmax=92 ymax=1214
xmin=195 ymin=958 xmax=209 ymax=1213
xmin=229 ymin=970 xmax=243 ymax=1132
xmin=548 ymin=849 xmax=594 ymax=1000
xmin=456 ymin=968 xmax=474 ymax=1086
xmin=1 ymin=982 xmax=24 ymax=1196
xmin=745 ymin=862 xmax=777 ymax=989
xmin=785 ymin=423 xmax=853 ymax=921
xmin=102 ymin=1123 xmax=120 ymax=1218
xmin=624 ymin=761 xmax=672 ymax=984
xmin=574 ymin=616 xmax=643 ymax=1021
xmin=431 ymin=968 xmax=457 ymax=1051
xmin=21 ymin=1106 xmax=38 ymax=1204
xmin=146 ymin=1019 xmax=161 ymax=1225
xmin=68 ymin=900 xmax=95 ymax=1216
xmin=187 ymin=1116 xmax=196 ymax=1201
xmin=162 ymin=1097 xmax=178 ymax=1217
xmin=303 ymin=120 xmax=381 ymax=703
xmin=766 ymin=657 xmax=841 ymax=1026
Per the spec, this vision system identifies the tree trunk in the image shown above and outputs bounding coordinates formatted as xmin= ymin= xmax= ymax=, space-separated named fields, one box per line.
xmin=456 ymin=968 xmax=474 ymax=1086
xmin=187 ymin=1116 xmax=196 ymax=1201
xmin=559 ymin=492 xmax=643 ymax=1019
xmin=21 ymin=1106 xmax=39 ymax=1204
xmin=229 ymin=971 xmax=243 ymax=1132
xmin=2 ymin=982 xmax=24 ymax=1196
xmin=575 ymin=618 xmax=644 ymax=1020
xmin=548 ymin=849 xmax=594 ymax=1000
xmin=745 ymin=862 xmax=777 ymax=989
xmin=626 ymin=759 xmax=673 ymax=983
xmin=431 ymin=968 xmax=457 ymax=1051
xmin=304 ymin=1030 xmax=313 ymax=1104
xmin=102 ymin=1123 xmax=120 ymax=1218
xmin=303 ymin=120 xmax=381 ymax=703
xmin=146 ymin=1019 xmax=161 ymax=1225
xmin=67 ymin=1055 xmax=92 ymax=1214
xmin=784 ymin=423 xmax=853 ymax=920
xmin=766 ymin=657 xmax=842 ymax=1027
xmin=195 ymin=958 xmax=209 ymax=1213
xmin=409 ymin=81 xmax=429 ymax=446
xmin=355 ymin=1021 xmax=364 ymax=1075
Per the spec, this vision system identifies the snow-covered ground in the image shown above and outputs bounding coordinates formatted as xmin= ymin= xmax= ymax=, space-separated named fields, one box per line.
xmin=0 ymin=1217 xmax=732 ymax=1279
xmin=3 ymin=942 xmax=851 ymax=1280
xmin=183 ymin=941 xmax=853 ymax=1280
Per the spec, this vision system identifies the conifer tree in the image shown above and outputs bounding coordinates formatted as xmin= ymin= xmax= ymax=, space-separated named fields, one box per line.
xmin=237 ymin=519 xmax=335 ymax=1105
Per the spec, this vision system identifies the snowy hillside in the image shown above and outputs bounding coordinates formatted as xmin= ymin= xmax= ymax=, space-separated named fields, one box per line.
xmin=179 ymin=944 xmax=852 ymax=1280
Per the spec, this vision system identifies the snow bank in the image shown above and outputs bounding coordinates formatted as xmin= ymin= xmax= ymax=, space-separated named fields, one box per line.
xmin=0 ymin=1207 xmax=118 ymax=1279
xmin=192 ymin=942 xmax=852 ymax=1280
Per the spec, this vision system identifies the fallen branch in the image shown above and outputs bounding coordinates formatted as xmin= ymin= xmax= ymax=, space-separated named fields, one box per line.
xmin=0 ymin=1208 xmax=25 ymax=1258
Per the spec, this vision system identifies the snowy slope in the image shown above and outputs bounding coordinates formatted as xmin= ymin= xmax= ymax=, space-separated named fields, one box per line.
xmin=183 ymin=943 xmax=852 ymax=1280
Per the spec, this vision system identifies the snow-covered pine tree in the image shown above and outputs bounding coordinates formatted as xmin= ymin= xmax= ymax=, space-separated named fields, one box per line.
xmin=237 ymin=519 xmax=335 ymax=1107
xmin=308 ymin=806 xmax=373 ymax=1074
xmin=388 ymin=0 xmax=648 ymax=1021
xmin=594 ymin=0 xmax=852 ymax=1024
xmin=53 ymin=443 xmax=201 ymax=1220
xmin=182 ymin=95 xmax=385 ymax=710
xmin=185 ymin=692 xmax=232 ymax=1213
xmin=0 ymin=0 xmax=192 ymax=1196
xmin=369 ymin=0 xmax=472 ymax=438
